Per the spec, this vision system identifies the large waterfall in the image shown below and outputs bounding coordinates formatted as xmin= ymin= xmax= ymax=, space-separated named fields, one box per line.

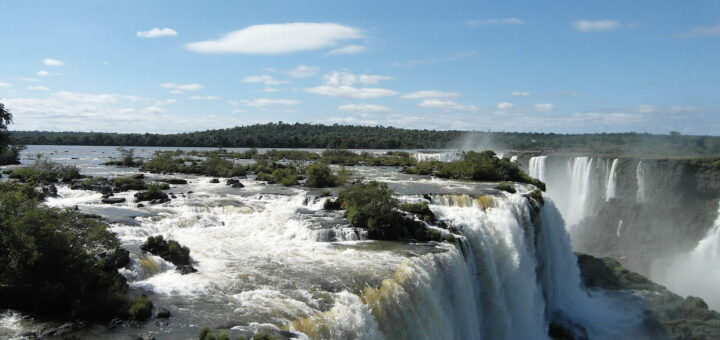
xmin=652 ymin=202 xmax=720 ymax=310
xmin=529 ymin=155 xmax=548 ymax=182
xmin=292 ymin=193 xmax=642 ymax=340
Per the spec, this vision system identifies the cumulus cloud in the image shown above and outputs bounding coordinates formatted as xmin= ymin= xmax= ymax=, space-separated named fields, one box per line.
xmin=288 ymin=65 xmax=319 ymax=78
xmin=675 ymin=24 xmax=720 ymax=38
xmin=419 ymin=99 xmax=477 ymax=112
xmin=401 ymin=90 xmax=461 ymax=99
xmin=37 ymin=70 xmax=49 ymax=77
xmin=573 ymin=20 xmax=621 ymax=32
xmin=466 ymin=18 xmax=524 ymax=27
xmin=535 ymin=103 xmax=555 ymax=112
xmin=338 ymin=103 xmax=390 ymax=113
xmin=137 ymin=27 xmax=178 ymax=38
xmin=186 ymin=23 xmax=363 ymax=54
xmin=188 ymin=96 xmax=221 ymax=100
xmin=511 ymin=91 xmax=530 ymax=96
xmin=43 ymin=58 xmax=64 ymax=66
xmin=329 ymin=44 xmax=367 ymax=55
xmin=27 ymin=85 xmax=49 ymax=91
xmin=496 ymin=102 xmax=514 ymax=110
xmin=244 ymin=98 xmax=300 ymax=107
xmin=160 ymin=83 xmax=203 ymax=93
xmin=0 ymin=82 xmax=12 ymax=87
xmin=242 ymin=75 xmax=289 ymax=86
xmin=305 ymin=71 xmax=397 ymax=99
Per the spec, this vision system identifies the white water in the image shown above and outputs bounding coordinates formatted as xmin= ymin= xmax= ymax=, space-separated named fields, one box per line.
xmin=529 ymin=156 xmax=548 ymax=182
xmin=413 ymin=152 xmax=461 ymax=163
xmin=605 ymin=158 xmax=619 ymax=201
xmin=564 ymin=157 xmax=594 ymax=227
xmin=510 ymin=155 xmax=518 ymax=163
xmin=652 ymin=202 xmax=720 ymax=310
xmin=636 ymin=161 xmax=646 ymax=204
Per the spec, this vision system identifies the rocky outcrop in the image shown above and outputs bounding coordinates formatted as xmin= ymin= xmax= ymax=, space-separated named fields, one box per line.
xmin=140 ymin=235 xmax=196 ymax=274
xmin=577 ymin=253 xmax=720 ymax=340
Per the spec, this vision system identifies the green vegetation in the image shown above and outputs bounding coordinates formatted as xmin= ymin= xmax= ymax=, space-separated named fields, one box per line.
xmin=128 ymin=295 xmax=153 ymax=321
xmin=11 ymin=122 xmax=720 ymax=156
xmin=321 ymin=149 xmax=415 ymax=166
xmin=399 ymin=201 xmax=436 ymax=223
xmin=4 ymin=154 xmax=82 ymax=185
xmin=336 ymin=182 xmax=448 ymax=241
xmin=0 ymin=101 xmax=21 ymax=165
xmin=0 ymin=182 xmax=133 ymax=320
xmin=141 ymin=152 xmax=246 ymax=177
xmin=404 ymin=151 xmax=545 ymax=190
xmin=104 ymin=147 xmax=142 ymax=167
xmin=305 ymin=163 xmax=349 ymax=188
xmin=496 ymin=182 xmax=517 ymax=193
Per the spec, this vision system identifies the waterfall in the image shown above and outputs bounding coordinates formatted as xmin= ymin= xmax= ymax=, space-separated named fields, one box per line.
xmin=413 ymin=152 xmax=461 ymax=163
xmin=652 ymin=202 xmax=720 ymax=310
xmin=636 ymin=161 xmax=646 ymax=204
xmin=529 ymin=156 xmax=548 ymax=182
xmin=565 ymin=157 xmax=594 ymax=226
xmin=510 ymin=155 xmax=518 ymax=163
xmin=605 ymin=158 xmax=619 ymax=201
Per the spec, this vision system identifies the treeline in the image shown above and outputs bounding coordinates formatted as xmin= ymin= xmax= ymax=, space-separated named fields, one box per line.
xmin=9 ymin=122 xmax=720 ymax=155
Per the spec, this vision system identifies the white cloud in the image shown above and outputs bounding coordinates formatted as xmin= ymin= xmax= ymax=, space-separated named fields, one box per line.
xmin=242 ymin=75 xmax=289 ymax=86
xmin=676 ymin=24 xmax=720 ymax=38
xmin=27 ymin=85 xmax=49 ymax=91
xmin=466 ymin=18 xmax=524 ymax=27
xmin=496 ymin=102 xmax=514 ymax=110
xmin=288 ymin=65 xmax=319 ymax=78
xmin=323 ymin=72 xmax=391 ymax=86
xmin=43 ymin=58 xmax=64 ymax=66
xmin=573 ymin=20 xmax=621 ymax=32
xmin=305 ymin=71 xmax=397 ymax=99
xmin=419 ymin=99 xmax=477 ymax=112
xmin=53 ymin=91 xmax=118 ymax=104
xmin=402 ymin=90 xmax=461 ymax=99
xmin=329 ymin=44 xmax=367 ymax=55
xmin=0 ymin=82 xmax=12 ymax=87
xmin=20 ymin=78 xmax=41 ymax=82
xmin=535 ymin=103 xmax=555 ymax=112
xmin=511 ymin=91 xmax=530 ymax=96
xmin=306 ymin=85 xmax=397 ymax=99
xmin=244 ymin=98 xmax=300 ymax=107
xmin=338 ymin=104 xmax=390 ymax=113
xmin=155 ymin=99 xmax=177 ymax=105
xmin=227 ymin=100 xmax=241 ymax=106
xmin=189 ymin=96 xmax=221 ymax=100
xmin=141 ymin=106 xmax=165 ymax=114
xmin=37 ymin=70 xmax=49 ymax=77
xmin=137 ymin=27 xmax=178 ymax=38
xmin=160 ymin=83 xmax=203 ymax=92
xmin=260 ymin=87 xmax=279 ymax=93
xmin=186 ymin=23 xmax=363 ymax=54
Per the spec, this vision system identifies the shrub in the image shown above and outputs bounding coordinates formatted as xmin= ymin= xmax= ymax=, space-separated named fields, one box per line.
xmin=271 ymin=168 xmax=298 ymax=186
xmin=0 ymin=182 xmax=131 ymax=320
xmin=496 ymin=182 xmax=516 ymax=193
xmin=305 ymin=163 xmax=335 ymax=188
xmin=399 ymin=201 xmax=436 ymax=223
xmin=128 ymin=295 xmax=153 ymax=321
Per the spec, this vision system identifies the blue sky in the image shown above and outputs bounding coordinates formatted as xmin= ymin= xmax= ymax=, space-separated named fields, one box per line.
xmin=0 ymin=0 xmax=718 ymax=134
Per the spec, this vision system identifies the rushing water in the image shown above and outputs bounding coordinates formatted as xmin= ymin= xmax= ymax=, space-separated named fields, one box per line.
xmin=605 ymin=158 xmax=619 ymax=201
xmin=0 ymin=146 xmax=650 ymax=339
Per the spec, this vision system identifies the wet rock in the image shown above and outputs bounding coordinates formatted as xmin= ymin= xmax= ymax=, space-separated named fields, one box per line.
xmin=176 ymin=265 xmax=197 ymax=274
xmin=108 ymin=317 xmax=124 ymax=329
xmin=136 ymin=203 xmax=145 ymax=208
xmin=39 ymin=321 xmax=87 ymax=337
xmin=41 ymin=184 xmax=58 ymax=197
xmin=156 ymin=307 xmax=171 ymax=319
xmin=99 ymin=247 xmax=131 ymax=270
xmin=226 ymin=178 xmax=244 ymax=188
xmin=102 ymin=197 xmax=126 ymax=204
xmin=134 ymin=191 xmax=169 ymax=203
xmin=210 ymin=178 xmax=220 ymax=183
xmin=158 ymin=178 xmax=188 ymax=185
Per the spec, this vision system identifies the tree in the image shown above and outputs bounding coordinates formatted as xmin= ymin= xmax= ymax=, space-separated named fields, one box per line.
xmin=0 ymin=101 xmax=22 ymax=165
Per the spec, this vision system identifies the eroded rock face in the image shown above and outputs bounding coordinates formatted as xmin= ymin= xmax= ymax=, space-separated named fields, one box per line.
xmin=576 ymin=253 xmax=720 ymax=340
